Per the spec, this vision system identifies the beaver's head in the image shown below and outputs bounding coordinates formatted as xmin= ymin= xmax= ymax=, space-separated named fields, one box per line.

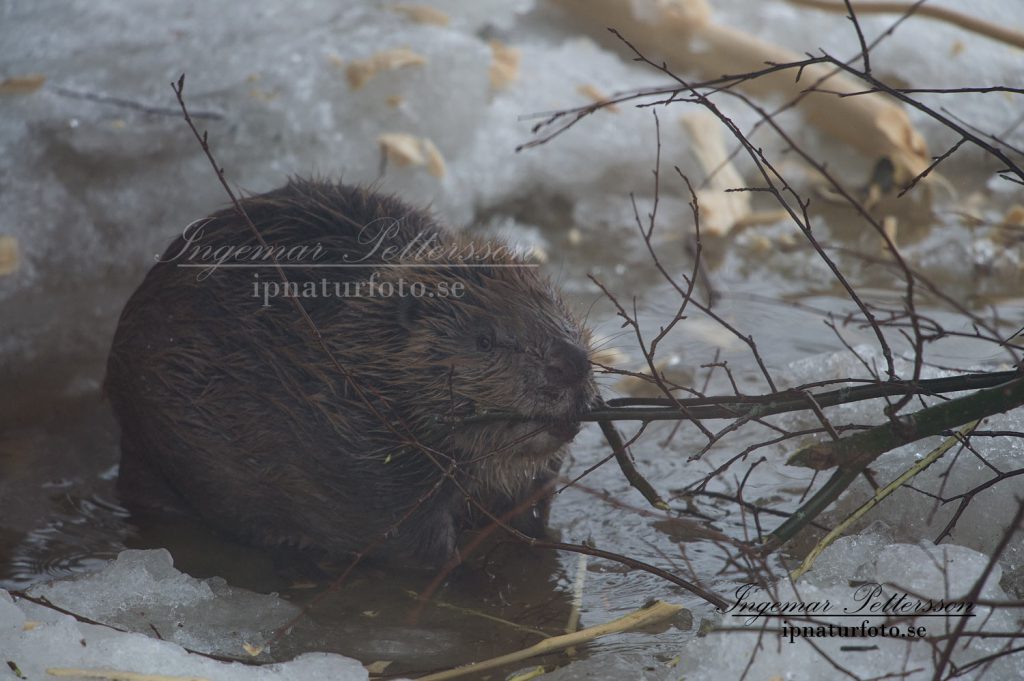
xmin=356 ymin=242 xmax=598 ymax=477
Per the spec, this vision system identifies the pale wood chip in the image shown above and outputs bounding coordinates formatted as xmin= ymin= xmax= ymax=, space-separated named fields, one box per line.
xmin=576 ymin=84 xmax=619 ymax=112
xmin=0 ymin=74 xmax=45 ymax=94
xmin=378 ymin=132 xmax=426 ymax=167
xmin=489 ymin=40 xmax=520 ymax=90
xmin=347 ymin=48 xmax=427 ymax=90
xmin=378 ymin=133 xmax=446 ymax=179
xmin=421 ymin=137 xmax=446 ymax=178
xmin=0 ymin=235 xmax=19 ymax=276
xmin=389 ymin=4 xmax=450 ymax=26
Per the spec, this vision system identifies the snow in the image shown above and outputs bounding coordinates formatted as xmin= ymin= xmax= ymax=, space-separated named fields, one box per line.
xmin=3 ymin=0 xmax=1021 ymax=373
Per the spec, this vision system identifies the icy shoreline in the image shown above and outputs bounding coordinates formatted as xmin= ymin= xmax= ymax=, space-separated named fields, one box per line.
xmin=4 ymin=534 xmax=1021 ymax=680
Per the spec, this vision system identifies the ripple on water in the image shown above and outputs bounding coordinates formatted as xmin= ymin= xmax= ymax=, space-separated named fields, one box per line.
xmin=2 ymin=492 xmax=130 ymax=589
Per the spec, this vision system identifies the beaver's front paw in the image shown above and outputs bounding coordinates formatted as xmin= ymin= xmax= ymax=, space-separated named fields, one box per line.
xmin=406 ymin=507 xmax=459 ymax=566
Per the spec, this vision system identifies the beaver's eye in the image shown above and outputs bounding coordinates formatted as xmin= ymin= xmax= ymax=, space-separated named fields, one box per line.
xmin=476 ymin=334 xmax=493 ymax=352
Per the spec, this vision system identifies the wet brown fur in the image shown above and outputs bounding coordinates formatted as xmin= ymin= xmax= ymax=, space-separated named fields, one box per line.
xmin=105 ymin=179 xmax=597 ymax=564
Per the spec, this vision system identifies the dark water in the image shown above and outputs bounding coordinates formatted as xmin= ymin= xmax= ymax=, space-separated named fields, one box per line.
xmin=0 ymin=378 xmax=697 ymax=676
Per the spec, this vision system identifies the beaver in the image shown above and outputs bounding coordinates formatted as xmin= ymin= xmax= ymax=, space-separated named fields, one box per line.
xmin=105 ymin=179 xmax=598 ymax=565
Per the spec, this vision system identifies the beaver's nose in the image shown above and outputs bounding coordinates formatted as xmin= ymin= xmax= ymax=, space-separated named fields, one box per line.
xmin=545 ymin=339 xmax=591 ymax=388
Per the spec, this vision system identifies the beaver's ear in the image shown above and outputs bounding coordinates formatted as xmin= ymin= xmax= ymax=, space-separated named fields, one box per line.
xmin=396 ymin=294 xmax=420 ymax=330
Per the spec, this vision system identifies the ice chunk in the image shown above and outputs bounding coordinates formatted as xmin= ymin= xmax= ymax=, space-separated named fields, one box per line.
xmin=1 ymin=588 xmax=369 ymax=681
xmin=3 ymin=549 xmax=371 ymax=680
xmin=678 ymin=534 xmax=1024 ymax=680
xmin=26 ymin=549 xmax=303 ymax=659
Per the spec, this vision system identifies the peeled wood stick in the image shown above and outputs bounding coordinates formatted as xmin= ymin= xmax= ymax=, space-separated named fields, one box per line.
xmin=681 ymin=112 xmax=752 ymax=236
xmin=417 ymin=601 xmax=684 ymax=681
xmin=787 ymin=0 xmax=1024 ymax=50
xmin=551 ymin=0 xmax=930 ymax=180
xmin=47 ymin=670 xmax=209 ymax=681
